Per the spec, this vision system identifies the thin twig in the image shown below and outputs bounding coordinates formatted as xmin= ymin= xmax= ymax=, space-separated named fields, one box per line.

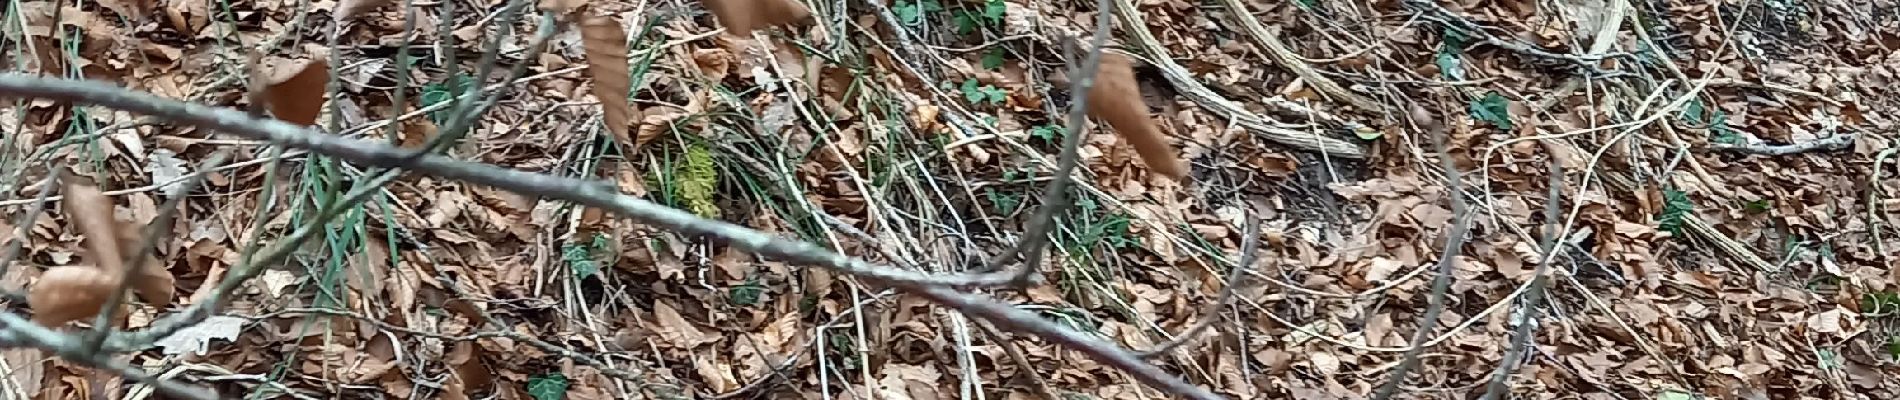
xmin=1371 ymin=103 xmax=1472 ymax=400
xmin=0 ymin=314 xmax=217 ymax=400
xmin=1480 ymin=146 xmax=1565 ymax=399
xmin=0 ymin=73 xmax=1224 ymax=400
xmin=981 ymin=0 xmax=1121 ymax=282
xmin=975 ymin=321 xmax=1061 ymax=400
xmin=0 ymin=174 xmax=62 ymax=303
xmin=1135 ymin=209 xmax=1261 ymax=358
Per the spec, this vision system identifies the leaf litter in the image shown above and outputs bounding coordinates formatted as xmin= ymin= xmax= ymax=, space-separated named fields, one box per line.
xmin=1 ymin=0 xmax=1899 ymax=399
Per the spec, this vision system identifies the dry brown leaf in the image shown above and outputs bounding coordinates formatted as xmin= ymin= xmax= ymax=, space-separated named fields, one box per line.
xmin=1087 ymin=53 xmax=1188 ymax=180
xmin=578 ymin=14 xmax=640 ymax=149
xmin=335 ymin=0 xmax=397 ymax=22
xmin=259 ymin=57 xmax=331 ymax=126
xmin=60 ymin=171 xmax=125 ymax=276
xmin=700 ymin=0 xmax=812 ymax=37
xmin=648 ymin=301 xmax=716 ymax=348
xmin=115 ymin=218 xmax=173 ymax=308
xmin=28 ymin=266 xmax=117 ymax=326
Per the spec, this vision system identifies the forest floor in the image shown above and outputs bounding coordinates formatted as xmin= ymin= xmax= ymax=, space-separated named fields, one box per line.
xmin=3 ymin=0 xmax=1900 ymax=399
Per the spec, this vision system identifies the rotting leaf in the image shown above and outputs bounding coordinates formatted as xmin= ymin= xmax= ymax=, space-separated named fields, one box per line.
xmin=700 ymin=0 xmax=813 ymax=37
xmin=1086 ymin=53 xmax=1188 ymax=180
xmin=259 ymin=57 xmax=332 ymax=127
xmin=578 ymin=14 xmax=639 ymax=149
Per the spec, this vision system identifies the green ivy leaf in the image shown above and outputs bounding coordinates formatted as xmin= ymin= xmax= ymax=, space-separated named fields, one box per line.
xmin=983 ymin=0 xmax=1007 ymax=20
xmin=1468 ymin=91 xmax=1514 ymax=131
xmin=961 ymin=79 xmax=984 ymax=103
xmin=562 ymin=243 xmax=598 ymax=280
xmin=981 ymin=48 xmax=1007 ymax=70
xmin=953 ymin=12 xmax=978 ymax=35
xmin=1657 ymin=189 xmax=1694 ymax=236
xmin=526 ymin=373 xmax=570 ymax=400
xmin=984 ymin=86 xmax=1007 ymax=104
xmin=1030 ymin=124 xmax=1061 ymax=141
xmin=895 ymin=2 xmax=925 ymax=25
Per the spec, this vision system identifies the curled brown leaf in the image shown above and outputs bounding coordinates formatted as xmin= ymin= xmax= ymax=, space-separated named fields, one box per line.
xmin=29 ymin=266 xmax=118 ymax=326
xmin=1087 ymin=53 xmax=1188 ymax=180
xmin=578 ymin=14 xmax=641 ymax=149
xmin=260 ymin=57 xmax=331 ymax=127
xmin=60 ymin=171 xmax=126 ymax=276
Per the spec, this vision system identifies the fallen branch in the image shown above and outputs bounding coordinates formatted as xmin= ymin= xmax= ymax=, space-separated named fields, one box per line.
xmin=1707 ymin=134 xmax=1855 ymax=156
xmin=0 ymin=73 xmax=1223 ymax=400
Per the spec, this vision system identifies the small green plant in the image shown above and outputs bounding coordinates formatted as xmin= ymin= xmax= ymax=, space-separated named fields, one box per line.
xmin=981 ymin=47 xmax=1008 ymax=70
xmin=1433 ymin=27 xmax=1470 ymax=80
xmin=730 ymin=276 xmax=765 ymax=306
xmin=1468 ymin=90 xmax=1513 ymax=131
xmin=954 ymin=0 xmax=1008 ymax=34
xmin=986 ymin=187 xmax=1022 ymax=214
xmin=1863 ymin=291 xmax=1900 ymax=315
xmin=1683 ymin=99 xmax=1742 ymax=144
xmin=420 ymin=74 xmax=476 ymax=125
xmin=526 ymin=373 xmax=570 ymax=400
xmin=894 ymin=0 xmax=943 ymax=26
xmin=675 ymin=141 xmax=722 ymax=218
xmin=1030 ymin=124 xmax=1062 ymax=142
xmin=1657 ymin=189 xmax=1694 ymax=236
xmin=562 ymin=233 xmax=612 ymax=280
xmin=960 ymin=79 xmax=1006 ymax=105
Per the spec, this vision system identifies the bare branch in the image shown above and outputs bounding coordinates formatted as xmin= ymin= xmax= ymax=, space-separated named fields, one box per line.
xmin=0 ymin=313 xmax=217 ymax=400
xmin=1136 ymin=209 xmax=1261 ymax=359
xmin=1481 ymin=149 xmax=1566 ymax=399
xmin=1371 ymin=103 xmax=1472 ymax=400
xmin=980 ymin=0 xmax=1121 ymax=283
xmin=0 ymin=74 xmax=1222 ymax=399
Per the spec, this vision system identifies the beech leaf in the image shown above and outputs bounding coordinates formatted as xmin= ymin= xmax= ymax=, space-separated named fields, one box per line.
xmin=578 ymin=14 xmax=640 ymax=149
xmin=60 ymin=171 xmax=127 ymax=276
xmin=260 ymin=57 xmax=331 ymax=127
